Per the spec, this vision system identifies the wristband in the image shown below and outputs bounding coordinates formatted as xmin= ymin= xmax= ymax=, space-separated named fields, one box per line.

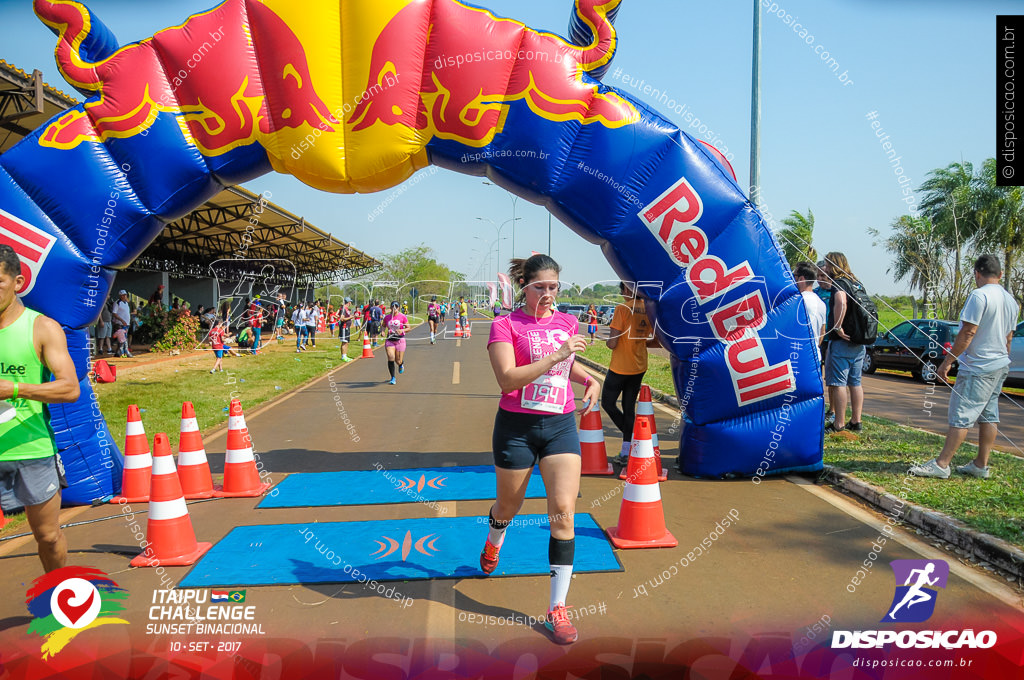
xmin=12 ymin=383 xmax=17 ymax=400
xmin=582 ymin=376 xmax=591 ymax=387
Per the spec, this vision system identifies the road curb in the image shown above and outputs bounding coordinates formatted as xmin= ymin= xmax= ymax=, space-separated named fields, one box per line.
xmin=577 ymin=355 xmax=1024 ymax=580
xmin=822 ymin=465 xmax=1024 ymax=580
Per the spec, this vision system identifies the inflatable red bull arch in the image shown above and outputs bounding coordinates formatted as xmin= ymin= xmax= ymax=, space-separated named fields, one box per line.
xmin=1 ymin=0 xmax=823 ymax=502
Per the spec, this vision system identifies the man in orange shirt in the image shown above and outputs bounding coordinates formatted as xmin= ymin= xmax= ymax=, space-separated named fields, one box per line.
xmin=601 ymin=282 xmax=660 ymax=465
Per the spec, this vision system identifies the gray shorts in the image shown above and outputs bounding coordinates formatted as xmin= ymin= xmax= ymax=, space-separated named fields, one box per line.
xmin=0 ymin=455 xmax=66 ymax=510
xmin=949 ymin=367 xmax=1009 ymax=429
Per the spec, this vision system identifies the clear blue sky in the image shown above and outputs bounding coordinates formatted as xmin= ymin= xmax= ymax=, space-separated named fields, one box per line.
xmin=0 ymin=0 xmax=1013 ymax=296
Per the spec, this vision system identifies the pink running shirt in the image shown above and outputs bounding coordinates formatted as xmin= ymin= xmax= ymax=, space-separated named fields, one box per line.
xmin=487 ymin=309 xmax=579 ymax=414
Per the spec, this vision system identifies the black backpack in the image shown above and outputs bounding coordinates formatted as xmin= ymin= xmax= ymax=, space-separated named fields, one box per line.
xmin=838 ymin=278 xmax=878 ymax=345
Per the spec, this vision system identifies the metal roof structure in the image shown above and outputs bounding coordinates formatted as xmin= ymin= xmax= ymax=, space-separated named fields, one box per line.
xmin=0 ymin=60 xmax=380 ymax=284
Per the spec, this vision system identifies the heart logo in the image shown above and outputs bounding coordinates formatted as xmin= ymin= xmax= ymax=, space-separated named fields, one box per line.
xmin=56 ymin=588 xmax=95 ymax=626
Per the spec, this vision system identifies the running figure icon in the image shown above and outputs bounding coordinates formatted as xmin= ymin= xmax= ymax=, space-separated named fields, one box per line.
xmin=886 ymin=563 xmax=939 ymax=621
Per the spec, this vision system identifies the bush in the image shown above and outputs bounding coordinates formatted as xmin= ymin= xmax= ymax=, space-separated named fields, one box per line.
xmin=147 ymin=308 xmax=202 ymax=353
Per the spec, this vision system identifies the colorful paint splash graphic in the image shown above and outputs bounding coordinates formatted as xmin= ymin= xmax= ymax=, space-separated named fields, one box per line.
xmin=25 ymin=566 xmax=129 ymax=659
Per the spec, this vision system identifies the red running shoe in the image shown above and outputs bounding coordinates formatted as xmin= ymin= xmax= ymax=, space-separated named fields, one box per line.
xmin=544 ymin=604 xmax=578 ymax=644
xmin=479 ymin=539 xmax=501 ymax=574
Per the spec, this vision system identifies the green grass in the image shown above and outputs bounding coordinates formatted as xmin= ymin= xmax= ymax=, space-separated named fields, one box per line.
xmin=95 ymin=337 xmax=345 ymax=445
xmin=875 ymin=298 xmax=917 ymax=334
xmin=577 ymin=343 xmax=675 ymax=396
xmin=825 ymin=415 xmax=1024 ymax=547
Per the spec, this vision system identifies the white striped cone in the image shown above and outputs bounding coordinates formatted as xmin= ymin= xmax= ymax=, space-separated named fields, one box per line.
xmin=130 ymin=433 xmax=211 ymax=567
xmin=215 ymin=399 xmax=271 ymax=497
xmin=606 ymin=417 xmax=677 ymax=549
xmin=178 ymin=402 xmax=217 ymax=499
xmin=637 ymin=385 xmax=667 ymax=481
xmin=112 ymin=404 xmax=151 ymax=503
xmin=579 ymin=400 xmax=614 ymax=475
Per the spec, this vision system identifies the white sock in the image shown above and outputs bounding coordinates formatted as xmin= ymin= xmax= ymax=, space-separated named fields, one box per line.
xmin=550 ymin=564 xmax=573 ymax=610
xmin=488 ymin=525 xmax=507 ymax=548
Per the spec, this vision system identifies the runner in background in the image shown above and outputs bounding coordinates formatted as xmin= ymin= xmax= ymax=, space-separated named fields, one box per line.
xmin=427 ymin=296 xmax=441 ymax=344
xmin=586 ymin=304 xmax=598 ymax=345
xmin=440 ymin=300 xmax=448 ymax=325
xmin=383 ymin=301 xmax=410 ymax=385
xmin=209 ymin=320 xmax=226 ymax=373
xmin=369 ymin=300 xmax=384 ymax=348
xmin=483 ymin=254 xmax=599 ymax=645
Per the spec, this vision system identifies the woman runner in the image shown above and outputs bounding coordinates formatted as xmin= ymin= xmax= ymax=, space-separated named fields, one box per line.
xmin=586 ymin=304 xmax=598 ymax=344
xmin=427 ymin=295 xmax=441 ymax=344
xmin=482 ymin=254 xmax=599 ymax=645
xmin=383 ymin=301 xmax=409 ymax=385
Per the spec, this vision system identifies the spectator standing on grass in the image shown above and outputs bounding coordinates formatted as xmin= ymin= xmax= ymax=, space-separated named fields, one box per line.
xmin=293 ymin=303 xmax=308 ymax=352
xmin=603 ymin=282 xmax=659 ymax=465
xmin=96 ymin=297 xmax=112 ymax=355
xmin=339 ymin=297 xmax=355 ymax=362
xmin=794 ymin=262 xmax=827 ymax=363
xmin=909 ymin=255 xmax=1020 ymax=479
xmin=816 ymin=261 xmax=835 ymax=423
xmin=586 ymin=304 xmax=598 ymax=345
xmin=113 ymin=325 xmax=131 ymax=358
xmin=0 ymin=245 xmax=80 ymax=573
xmin=249 ymin=299 xmax=263 ymax=355
xmin=111 ymin=290 xmax=130 ymax=338
xmin=822 ymin=252 xmax=865 ymax=434
xmin=306 ymin=302 xmax=319 ymax=348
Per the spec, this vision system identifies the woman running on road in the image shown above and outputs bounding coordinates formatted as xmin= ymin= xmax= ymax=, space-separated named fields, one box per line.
xmin=586 ymin=304 xmax=598 ymax=344
xmin=482 ymin=254 xmax=599 ymax=645
xmin=383 ymin=301 xmax=409 ymax=385
xmin=427 ymin=295 xmax=441 ymax=344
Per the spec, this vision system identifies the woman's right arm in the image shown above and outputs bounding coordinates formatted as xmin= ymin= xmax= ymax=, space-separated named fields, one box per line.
xmin=489 ymin=340 xmax=579 ymax=394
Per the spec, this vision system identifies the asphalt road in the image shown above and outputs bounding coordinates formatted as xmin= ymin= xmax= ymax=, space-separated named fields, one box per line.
xmin=0 ymin=318 xmax=1021 ymax=676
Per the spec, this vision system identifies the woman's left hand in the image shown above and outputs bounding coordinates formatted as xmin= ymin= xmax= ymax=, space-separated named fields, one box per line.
xmin=579 ymin=378 xmax=601 ymax=413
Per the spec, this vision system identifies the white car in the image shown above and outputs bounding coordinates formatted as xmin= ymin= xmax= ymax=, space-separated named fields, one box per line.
xmin=1009 ymin=321 xmax=1024 ymax=387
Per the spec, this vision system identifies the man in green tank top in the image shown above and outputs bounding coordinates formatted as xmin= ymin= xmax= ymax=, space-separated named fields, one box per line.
xmin=0 ymin=245 xmax=81 ymax=572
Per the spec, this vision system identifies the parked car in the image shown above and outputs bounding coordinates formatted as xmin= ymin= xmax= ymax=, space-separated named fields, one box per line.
xmin=1008 ymin=320 xmax=1024 ymax=387
xmin=862 ymin=319 xmax=959 ymax=382
xmin=597 ymin=305 xmax=615 ymax=324
xmin=557 ymin=304 xmax=586 ymax=319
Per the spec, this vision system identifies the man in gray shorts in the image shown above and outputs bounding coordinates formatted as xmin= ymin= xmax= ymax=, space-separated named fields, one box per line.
xmin=910 ymin=255 xmax=1020 ymax=479
xmin=0 ymin=245 xmax=81 ymax=572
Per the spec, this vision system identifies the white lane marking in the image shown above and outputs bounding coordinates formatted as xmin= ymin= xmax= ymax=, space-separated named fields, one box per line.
xmin=452 ymin=362 xmax=460 ymax=385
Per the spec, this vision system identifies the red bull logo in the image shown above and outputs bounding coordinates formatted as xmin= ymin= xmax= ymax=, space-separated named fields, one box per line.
xmin=349 ymin=0 xmax=639 ymax=147
xmin=0 ymin=208 xmax=56 ymax=296
xmin=35 ymin=0 xmax=334 ymax=155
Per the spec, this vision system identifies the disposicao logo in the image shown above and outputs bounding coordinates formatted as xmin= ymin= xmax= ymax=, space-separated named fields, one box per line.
xmin=831 ymin=559 xmax=997 ymax=650
xmin=25 ymin=566 xmax=128 ymax=659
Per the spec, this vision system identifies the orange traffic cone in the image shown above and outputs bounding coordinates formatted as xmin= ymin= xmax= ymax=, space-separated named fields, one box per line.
xmin=112 ymin=404 xmax=152 ymax=503
xmin=361 ymin=333 xmax=374 ymax=358
xmin=638 ymin=385 xmax=668 ymax=482
xmin=454 ymin=320 xmax=463 ymax=338
xmin=177 ymin=402 xmax=217 ymax=499
xmin=215 ymin=399 xmax=271 ymax=497
xmin=579 ymin=400 xmax=614 ymax=475
xmin=130 ymin=433 xmax=212 ymax=567
xmin=606 ymin=417 xmax=677 ymax=549
xmin=464 ymin=322 xmax=471 ymax=338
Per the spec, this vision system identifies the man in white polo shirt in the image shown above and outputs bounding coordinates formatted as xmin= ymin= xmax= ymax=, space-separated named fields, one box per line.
xmin=909 ymin=255 xmax=1019 ymax=479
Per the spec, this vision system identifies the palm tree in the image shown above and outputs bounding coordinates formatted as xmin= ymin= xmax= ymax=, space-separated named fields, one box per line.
xmin=776 ymin=208 xmax=817 ymax=267
xmin=869 ymin=215 xmax=945 ymax=307
xmin=975 ymin=158 xmax=1024 ymax=299
xmin=918 ymin=161 xmax=981 ymax=315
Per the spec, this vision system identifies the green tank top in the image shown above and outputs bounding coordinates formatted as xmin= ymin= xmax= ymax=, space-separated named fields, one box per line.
xmin=0 ymin=307 xmax=57 ymax=461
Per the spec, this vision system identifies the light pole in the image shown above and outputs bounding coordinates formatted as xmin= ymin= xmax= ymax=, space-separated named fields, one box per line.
xmin=473 ymin=235 xmax=507 ymax=282
xmin=483 ymin=182 xmax=521 ymax=258
xmin=476 ymin=216 xmax=520 ymax=278
xmin=749 ymin=0 xmax=762 ymax=206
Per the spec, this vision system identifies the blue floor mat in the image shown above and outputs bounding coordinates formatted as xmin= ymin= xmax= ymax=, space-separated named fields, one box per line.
xmin=178 ymin=514 xmax=621 ymax=587
xmin=258 ymin=466 xmax=546 ymax=508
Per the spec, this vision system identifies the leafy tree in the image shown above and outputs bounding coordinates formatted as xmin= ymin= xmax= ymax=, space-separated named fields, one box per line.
xmin=918 ymin=161 xmax=981 ymax=313
xmin=975 ymin=158 xmax=1024 ymax=298
xmin=868 ymin=215 xmax=945 ymax=307
xmin=776 ymin=209 xmax=817 ymax=267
